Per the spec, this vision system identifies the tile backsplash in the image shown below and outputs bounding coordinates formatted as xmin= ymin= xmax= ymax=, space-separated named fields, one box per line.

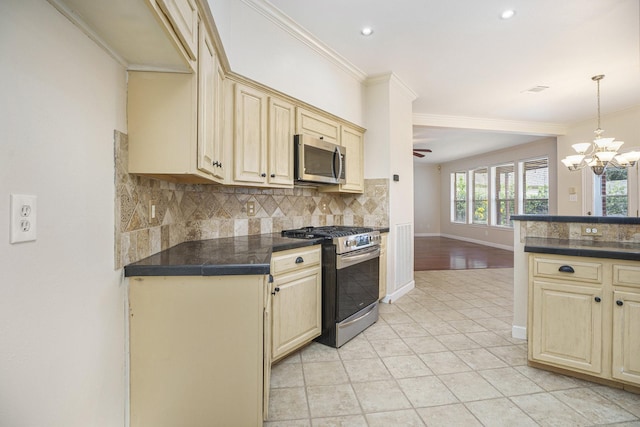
xmin=114 ymin=131 xmax=389 ymax=268
xmin=520 ymin=220 xmax=640 ymax=243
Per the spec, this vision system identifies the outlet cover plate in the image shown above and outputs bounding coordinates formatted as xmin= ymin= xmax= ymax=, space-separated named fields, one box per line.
xmin=10 ymin=194 xmax=37 ymax=243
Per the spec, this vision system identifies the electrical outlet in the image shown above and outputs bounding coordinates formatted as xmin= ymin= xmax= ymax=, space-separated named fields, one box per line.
xmin=247 ymin=201 xmax=256 ymax=217
xmin=581 ymin=225 xmax=602 ymax=236
xmin=10 ymin=194 xmax=37 ymax=243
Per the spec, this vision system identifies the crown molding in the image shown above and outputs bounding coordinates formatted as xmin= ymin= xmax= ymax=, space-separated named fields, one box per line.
xmin=241 ymin=0 xmax=367 ymax=82
xmin=365 ymin=72 xmax=418 ymax=101
xmin=412 ymin=113 xmax=568 ymax=136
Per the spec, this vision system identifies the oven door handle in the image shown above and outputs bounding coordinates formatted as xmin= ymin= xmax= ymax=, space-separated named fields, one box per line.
xmin=339 ymin=304 xmax=377 ymax=328
xmin=336 ymin=246 xmax=380 ymax=269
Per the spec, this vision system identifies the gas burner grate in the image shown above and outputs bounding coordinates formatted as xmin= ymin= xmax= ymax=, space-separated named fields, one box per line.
xmin=282 ymin=226 xmax=374 ymax=239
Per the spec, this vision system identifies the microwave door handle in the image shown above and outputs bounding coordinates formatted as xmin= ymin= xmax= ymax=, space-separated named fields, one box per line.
xmin=334 ymin=146 xmax=343 ymax=183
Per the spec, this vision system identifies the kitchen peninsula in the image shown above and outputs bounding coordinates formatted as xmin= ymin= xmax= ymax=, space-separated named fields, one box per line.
xmin=512 ymin=215 xmax=640 ymax=393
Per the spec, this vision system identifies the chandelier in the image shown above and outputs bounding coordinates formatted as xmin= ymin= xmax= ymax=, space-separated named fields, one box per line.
xmin=561 ymin=75 xmax=640 ymax=175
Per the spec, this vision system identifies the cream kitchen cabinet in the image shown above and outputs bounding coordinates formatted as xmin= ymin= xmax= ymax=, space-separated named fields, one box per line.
xmin=232 ymin=82 xmax=294 ymax=187
xmin=320 ymin=125 xmax=364 ymax=193
xmin=296 ymin=107 xmax=340 ymax=144
xmin=269 ymin=246 xmax=322 ymax=362
xmin=611 ymin=264 xmax=640 ymax=386
xmin=128 ymin=19 xmax=226 ymax=184
xmin=197 ymin=20 xmax=225 ymax=180
xmin=156 ymin=0 xmax=199 ymax=61
xmin=529 ymin=253 xmax=640 ymax=389
xmin=268 ymin=97 xmax=295 ymax=186
xmin=129 ymin=274 xmax=266 ymax=427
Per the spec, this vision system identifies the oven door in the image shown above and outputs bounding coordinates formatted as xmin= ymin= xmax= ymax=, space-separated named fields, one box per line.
xmin=335 ymin=246 xmax=380 ymax=322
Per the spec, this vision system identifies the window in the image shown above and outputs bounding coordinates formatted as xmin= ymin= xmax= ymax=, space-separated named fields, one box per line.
xmin=521 ymin=158 xmax=549 ymax=214
xmin=472 ymin=168 xmax=488 ymax=224
xmin=494 ymin=163 xmax=515 ymax=227
xmin=451 ymin=171 xmax=467 ymax=223
xmin=597 ymin=168 xmax=628 ymax=216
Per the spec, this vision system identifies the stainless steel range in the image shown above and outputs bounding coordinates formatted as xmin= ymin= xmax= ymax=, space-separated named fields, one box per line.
xmin=282 ymin=226 xmax=380 ymax=347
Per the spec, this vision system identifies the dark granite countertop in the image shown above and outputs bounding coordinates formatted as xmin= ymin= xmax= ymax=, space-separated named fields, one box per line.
xmin=524 ymin=237 xmax=640 ymax=261
xmin=124 ymin=233 xmax=325 ymax=277
xmin=512 ymin=215 xmax=640 ymax=224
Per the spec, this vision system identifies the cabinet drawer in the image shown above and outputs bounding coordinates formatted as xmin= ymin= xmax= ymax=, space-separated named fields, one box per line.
xmin=532 ymin=256 xmax=602 ymax=284
xmin=271 ymin=246 xmax=321 ymax=276
xmin=613 ymin=264 xmax=640 ymax=288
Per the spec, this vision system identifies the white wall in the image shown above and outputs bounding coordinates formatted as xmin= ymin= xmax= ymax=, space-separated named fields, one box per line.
xmin=557 ymin=106 xmax=640 ymax=215
xmin=208 ymin=0 xmax=364 ymax=126
xmin=439 ymin=138 xmax=557 ymax=249
xmin=364 ymin=74 xmax=416 ymax=300
xmin=413 ymin=164 xmax=441 ymax=235
xmin=0 ymin=1 xmax=127 ymax=425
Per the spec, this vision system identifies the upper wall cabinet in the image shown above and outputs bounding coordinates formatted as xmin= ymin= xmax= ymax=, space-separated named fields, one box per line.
xmin=338 ymin=126 xmax=365 ymax=193
xmin=296 ymin=108 xmax=340 ymax=145
xmin=233 ymin=84 xmax=268 ymax=184
xmin=197 ymin=21 xmax=225 ymax=181
xmin=127 ymin=19 xmax=225 ymax=184
xmin=47 ymin=0 xmax=201 ymax=72
xmin=156 ymin=0 xmax=198 ymax=61
xmin=231 ymin=82 xmax=295 ymax=187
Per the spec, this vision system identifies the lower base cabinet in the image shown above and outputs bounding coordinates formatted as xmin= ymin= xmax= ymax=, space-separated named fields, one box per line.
xmin=129 ymin=275 xmax=266 ymax=427
xmin=270 ymin=246 xmax=322 ymax=362
xmin=529 ymin=254 xmax=640 ymax=389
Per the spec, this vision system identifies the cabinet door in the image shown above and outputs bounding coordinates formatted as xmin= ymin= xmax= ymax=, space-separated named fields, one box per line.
xmin=234 ymin=84 xmax=268 ymax=183
xmin=340 ymin=126 xmax=364 ymax=193
xmin=196 ymin=21 xmax=223 ymax=182
xmin=271 ymin=268 xmax=322 ymax=361
xmin=612 ymin=290 xmax=640 ymax=385
xmin=156 ymin=0 xmax=199 ymax=60
xmin=296 ymin=107 xmax=340 ymax=144
xmin=531 ymin=280 xmax=603 ymax=374
xmin=129 ymin=275 xmax=265 ymax=427
xmin=268 ymin=97 xmax=295 ymax=186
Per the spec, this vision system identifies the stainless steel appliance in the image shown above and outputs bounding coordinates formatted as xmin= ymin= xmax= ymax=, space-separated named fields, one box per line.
xmin=294 ymin=134 xmax=346 ymax=185
xmin=281 ymin=226 xmax=380 ymax=347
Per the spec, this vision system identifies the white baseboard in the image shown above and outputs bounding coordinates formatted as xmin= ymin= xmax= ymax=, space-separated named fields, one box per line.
xmin=440 ymin=233 xmax=514 ymax=252
xmin=381 ymin=280 xmax=415 ymax=304
xmin=512 ymin=325 xmax=527 ymax=340
xmin=414 ymin=232 xmax=440 ymax=237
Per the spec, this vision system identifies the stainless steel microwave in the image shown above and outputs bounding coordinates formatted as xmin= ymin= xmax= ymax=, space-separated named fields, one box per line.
xmin=294 ymin=134 xmax=346 ymax=184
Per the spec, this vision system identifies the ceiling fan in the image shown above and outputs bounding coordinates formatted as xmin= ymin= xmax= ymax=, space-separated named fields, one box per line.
xmin=412 ymin=148 xmax=432 ymax=158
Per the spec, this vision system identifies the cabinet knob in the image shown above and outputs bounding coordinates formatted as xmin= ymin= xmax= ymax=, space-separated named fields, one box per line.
xmin=616 ymin=300 xmax=624 ymax=306
xmin=271 ymin=287 xmax=280 ymax=295
xmin=295 ymin=257 xmax=304 ymax=264
xmin=270 ymin=173 xmax=276 ymax=178
xmin=558 ymin=265 xmax=575 ymax=273
xmin=261 ymin=173 xmax=267 ymax=178
xmin=594 ymin=296 xmax=601 ymax=303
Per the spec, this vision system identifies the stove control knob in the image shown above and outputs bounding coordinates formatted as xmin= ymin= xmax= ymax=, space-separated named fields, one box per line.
xmin=345 ymin=240 xmax=356 ymax=247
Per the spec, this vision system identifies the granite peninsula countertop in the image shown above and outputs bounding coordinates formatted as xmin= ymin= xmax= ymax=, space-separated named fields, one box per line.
xmin=124 ymin=233 xmax=325 ymax=277
xmin=524 ymin=237 xmax=640 ymax=261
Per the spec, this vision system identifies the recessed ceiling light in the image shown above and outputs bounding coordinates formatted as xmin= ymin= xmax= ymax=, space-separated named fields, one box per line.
xmin=361 ymin=27 xmax=373 ymax=36
xmin=500 ymin=9 xmax=516 ymax=19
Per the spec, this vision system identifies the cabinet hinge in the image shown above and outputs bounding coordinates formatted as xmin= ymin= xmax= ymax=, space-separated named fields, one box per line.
xmin=268 ymin=274 xmax=274 ymax=283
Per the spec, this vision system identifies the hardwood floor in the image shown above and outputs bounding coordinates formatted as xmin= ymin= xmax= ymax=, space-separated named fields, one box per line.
xmin=415 ymin=236 xmax=514 ymax=271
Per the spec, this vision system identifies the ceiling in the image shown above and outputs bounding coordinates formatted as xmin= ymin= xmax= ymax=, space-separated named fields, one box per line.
xmin=266 ymin=0 xmax=640 ymax=164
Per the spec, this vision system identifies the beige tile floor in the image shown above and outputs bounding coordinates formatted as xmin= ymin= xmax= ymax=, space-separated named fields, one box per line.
xmin=265 ymin=268 xmax=640 ymax=427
